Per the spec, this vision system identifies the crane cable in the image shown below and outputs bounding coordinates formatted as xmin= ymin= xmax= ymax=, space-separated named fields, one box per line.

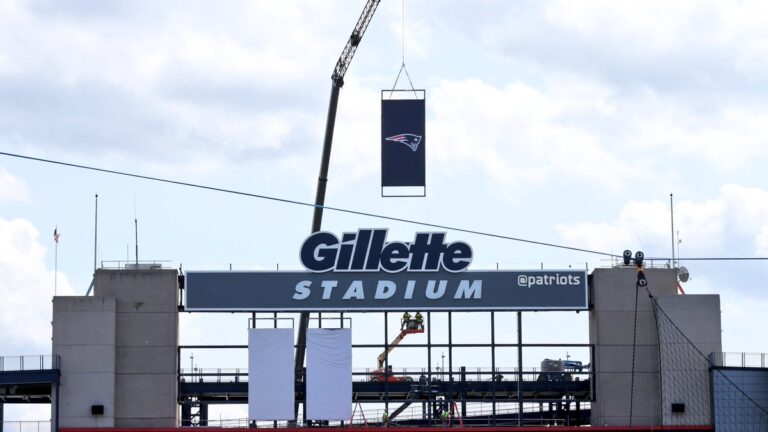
xmin=390 ymin=0 xmax=417 ymax=95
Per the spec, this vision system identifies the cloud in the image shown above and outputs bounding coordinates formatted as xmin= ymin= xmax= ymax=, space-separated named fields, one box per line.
xmin=556 ymin=183 xmax=768 ymax=258
xmin=428 ymin=77 xmax=632 ymax=195
xmin=423 ymin=2 xmax=768 ymax=177
xmin=720 ymin=296 xmax=768 ymax=353
xmin=0 ymin=168 xmax=29 ymax=202
xmin=468 ymin=1 xmax=768 ymax=93
xmin=0 ymin=218 xmax=73 ymax=352
xmin=0 ymin=1 xmax=345 ymax=167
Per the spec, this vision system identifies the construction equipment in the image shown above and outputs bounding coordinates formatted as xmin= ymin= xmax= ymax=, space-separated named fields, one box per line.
xmin=537 ymin=358 xmax=589 ymax=382
xmin=370 ymin=317 xmax=424 ymax=382
xmin=295 ymin=0 xmax=381 ymax=415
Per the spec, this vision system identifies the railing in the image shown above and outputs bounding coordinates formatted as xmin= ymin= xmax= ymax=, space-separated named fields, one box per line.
xmin=709 ymin=352 xmax=768 ymax=368
xmin=179 ymin=366 xmax=592 ymax=384
xmin=99 ymin=260 xmax=170 ymax=270
xmin=363 ymin=400 xmax=589 ymax=426
xmin=178 ymin=401 xmax=590 ymax=428
xmin=180 ymin=368 xmax=245 ymax=383
xmin=1 ymin=421 xmax=51 ymax=432
xmin=0 ymin=355 xmax=59 ymax=372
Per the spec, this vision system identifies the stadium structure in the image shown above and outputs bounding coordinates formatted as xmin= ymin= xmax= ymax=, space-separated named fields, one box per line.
xmin=0 ymin=257 xmax=767 ymax=432
xmin=2 ymin=1 xmax=767 ymax=431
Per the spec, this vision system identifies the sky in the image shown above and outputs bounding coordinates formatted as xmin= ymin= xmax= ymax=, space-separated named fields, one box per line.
xmin=2 ymin=0 xmax=768 ymax=423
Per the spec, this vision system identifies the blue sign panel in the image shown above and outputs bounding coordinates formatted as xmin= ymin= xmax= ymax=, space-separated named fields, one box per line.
xmin=185 ymin=270 xmax=589 ymax=312
xmin=381 ymin=98 xmax=426 ymax=192
xmin=185 ymin=230 xmax=589 ymax=312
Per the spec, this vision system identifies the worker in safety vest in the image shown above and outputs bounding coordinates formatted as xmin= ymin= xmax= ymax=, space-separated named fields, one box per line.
xmin=402 ymin=312 xmax=411 ymax=329
xmin=382 ymin=410 xmax=389 ymax=426
xmin=440 ymin=409 xmax=450 ymax=425
xmin=414 ymin=312 xmax=424 ymax=329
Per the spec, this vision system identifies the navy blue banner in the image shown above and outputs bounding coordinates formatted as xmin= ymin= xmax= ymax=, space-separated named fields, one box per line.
xmin=381 ymin=98 xmax=425 ymax=190
xmin=185 ymin=270 xmax=589 ymax=312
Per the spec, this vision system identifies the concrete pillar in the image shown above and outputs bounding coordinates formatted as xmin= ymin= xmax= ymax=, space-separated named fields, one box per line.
xmin=53 ymin=269 xmax=178 ymax=428
xmin=656 ymin=294 xmax=721 ymax=426
xmin=52 ymin=296 xmax=117 ymax=427
xmin=94 ymin=269 xmax=179 ymax=428
xmin=589 ymin=267 xmax=676 ymax=426
xmin=589 ymin=267 xmax=721 ymax=428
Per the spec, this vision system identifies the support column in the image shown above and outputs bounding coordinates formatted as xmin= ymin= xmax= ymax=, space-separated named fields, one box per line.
xmin=491 ymin=311 xmax=497 ymax=425
xmin=426 ymin=312 xmax=433 ymax=424
xmin=448 ymin=312 xmax=453 ymax=416
xmin=180 ymin=404 xmax=191 ymax=427
xmin=199 ymin=404 xmax=208 ymax=427
xmin=54 ymin=380 xmax=60 ymax=432
xmin=517 ymin=312 xmax=523 ymax=427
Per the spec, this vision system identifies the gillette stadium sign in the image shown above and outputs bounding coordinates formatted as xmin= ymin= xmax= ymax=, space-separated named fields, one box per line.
xmin=185 ymin=229 xmax=588 ymax=312
xmin=300 ymin=230 xmax=472 ymax=273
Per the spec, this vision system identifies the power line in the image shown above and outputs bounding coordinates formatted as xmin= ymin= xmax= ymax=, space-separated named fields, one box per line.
xmin=647 ymin=256 xmax=768 ymax=261
xmin=3 ymin=150 xmax=768 ymax=262
xmin=3 ymin=151 xmax=611 ymax=255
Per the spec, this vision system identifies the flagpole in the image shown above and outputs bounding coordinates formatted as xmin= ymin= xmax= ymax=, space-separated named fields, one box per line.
xmin=54 ymin=226 xmax=60 ymax=296
xmin=94 ymin=194 xmax=98 ymax=272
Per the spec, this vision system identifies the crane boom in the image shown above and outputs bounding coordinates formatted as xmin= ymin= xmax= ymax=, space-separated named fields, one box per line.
xmin=378 ymin=330 xmax=408 ymax=368
xmin=295 ymin=0 xmax=381 ymax=418
xmin=332 ymin=0 xmax=381 ymax=86
xmin=378 ymin=325 xmax=424 ymax=368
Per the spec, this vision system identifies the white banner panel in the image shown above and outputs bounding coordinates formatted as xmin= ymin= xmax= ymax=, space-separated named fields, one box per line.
xmin=248 ymin=328 xmax=295 ymax=421
xmin=306 ymin=328 xmax=352 ymax=420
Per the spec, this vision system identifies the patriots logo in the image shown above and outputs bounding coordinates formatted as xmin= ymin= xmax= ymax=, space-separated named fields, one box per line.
xmin=385 ymin=133 xmax=422 ymax=152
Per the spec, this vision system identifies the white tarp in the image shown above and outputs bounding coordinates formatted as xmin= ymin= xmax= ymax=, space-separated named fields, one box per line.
xmin=248 ymin=328 xmax=295 ymax=420
xmin=306 ymin=328 xmax=352 ymax=420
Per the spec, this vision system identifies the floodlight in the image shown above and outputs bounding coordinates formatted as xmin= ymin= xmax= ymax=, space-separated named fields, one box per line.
xmin=634 ymin=251 xmax=644 ymax=267
xmin=623 ymin=250 xmax=632 ymax=266
xmin=637 ymin=270 xmax=648 ymax=287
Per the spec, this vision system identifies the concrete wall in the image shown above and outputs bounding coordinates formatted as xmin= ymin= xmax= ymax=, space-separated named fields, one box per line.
xmin=589 ymin=267 xmax=677 ymax=426
xmin=52 ymin=296 xmax=117 ymax=428
xmin=589 ymin=267 xmax=721 ymax=428
xmin=52 ymin=269 xmax=179 ymax=428
xmin=656 ymin=294 xmax=721 ymax=426
xmin=94 ymin=269 xmax=179 ymax=428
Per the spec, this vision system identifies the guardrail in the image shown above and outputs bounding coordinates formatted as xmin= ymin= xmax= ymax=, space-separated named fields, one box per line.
xmin=0 ymin=355 xmax=59 ymax=372
xmin=99 ymin=260 xmax=170 ymax=270
xmin=179 ymin=366 xmax=592 ymax=384
xmin=709 ymin=352 xmax=767 ymax=368
xmin=177 ymin=401 xmax=590 ymax=428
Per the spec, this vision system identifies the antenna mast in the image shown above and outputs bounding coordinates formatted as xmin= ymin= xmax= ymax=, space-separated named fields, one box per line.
xmin=134 ymin=218 xmax=138 ymax=266
xmin=94 ymin=194 xmax=98 ymax=272
xmin=670 ymin=193 xmax=675 ymax=267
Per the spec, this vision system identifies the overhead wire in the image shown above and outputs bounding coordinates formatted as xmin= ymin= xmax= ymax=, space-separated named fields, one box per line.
xmin=2 ymin=150 xmax=768 ymax=263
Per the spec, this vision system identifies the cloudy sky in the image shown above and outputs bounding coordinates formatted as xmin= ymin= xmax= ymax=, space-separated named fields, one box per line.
xmin=2 ymin=0 xmax=768 ymax=422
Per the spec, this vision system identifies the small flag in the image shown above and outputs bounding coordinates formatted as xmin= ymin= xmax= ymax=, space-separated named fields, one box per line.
xmin=54 ymin=227 xmax=60 ymax=243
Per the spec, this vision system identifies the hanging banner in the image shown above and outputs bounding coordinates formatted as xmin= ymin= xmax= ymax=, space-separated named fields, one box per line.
xmin=306 ymin=328 xmax=352 ymax=420
xmin=248 ymin=328 xmax=295 ymax=421
xmin=381 ymin=90 xmax=426 ymax=197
